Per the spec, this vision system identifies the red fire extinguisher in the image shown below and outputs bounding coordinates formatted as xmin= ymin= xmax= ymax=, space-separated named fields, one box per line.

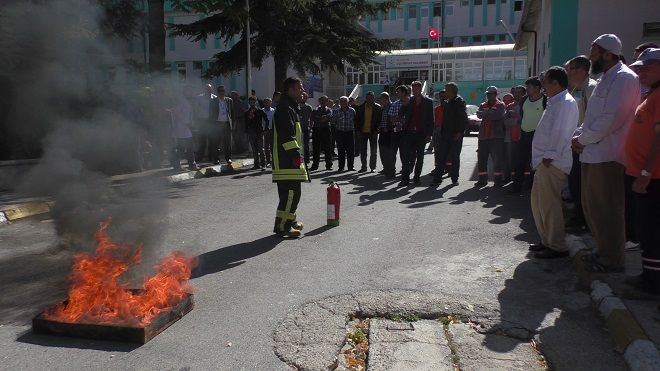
xmin=327 ymin=181 xmax=340 ymax=227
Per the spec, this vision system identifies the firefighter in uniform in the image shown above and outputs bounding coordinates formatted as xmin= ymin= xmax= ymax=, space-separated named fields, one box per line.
xmin=272 ymin=77 xmax=310 ymax=237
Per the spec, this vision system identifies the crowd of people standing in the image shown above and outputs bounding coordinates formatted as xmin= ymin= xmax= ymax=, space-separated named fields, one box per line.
xmin=160 ymin=33 xmax=659 ymax=298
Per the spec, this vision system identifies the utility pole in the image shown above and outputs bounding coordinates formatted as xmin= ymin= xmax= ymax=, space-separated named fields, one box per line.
xmin=499 ymin=19 xmax=517 ymax=83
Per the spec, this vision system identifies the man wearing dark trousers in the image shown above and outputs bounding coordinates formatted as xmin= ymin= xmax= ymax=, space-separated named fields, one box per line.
xmin=432 ymin=83 xmax=467 ymax=185
xmin=624 ymin=48 xmax=660 ymax=296
xmin=476 ymin=86 xmax=507 ymax=188
xmin=309 ymin=96 xmax=334 ymax=171
xmin=209 ymin=85 xmax=235 ymax=165
xmin=377 ymin=92 xmax=391 ymax=173
xmin=400 ymin=81 xmax=434 ymax=186
xmin=272 ymin=77 xmax=310 ymax=238
xmin=245 ymin=96 xmax=267 ymax=170
xmin=355 ymin=91 xmax=383 ymax=173
xmin=331 ymin=96 xmax=357 ymax=172
xmin=511 ymin=78 xmax=546 ymax=192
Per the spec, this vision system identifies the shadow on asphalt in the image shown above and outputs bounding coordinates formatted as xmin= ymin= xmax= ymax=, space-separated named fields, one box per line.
xmin=16 ymin=331 xmax=140 ymax=352
xmin=191 ymin=234 xmax=285 ymax=279
xmin=491 ymin=257 xmax=625 ymax=370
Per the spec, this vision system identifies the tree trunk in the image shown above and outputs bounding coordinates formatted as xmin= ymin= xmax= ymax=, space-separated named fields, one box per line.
xmin=148 ymin=0 xmax=166 ymax=75
xmin=273 ymin=51 xmax=289 ymax=93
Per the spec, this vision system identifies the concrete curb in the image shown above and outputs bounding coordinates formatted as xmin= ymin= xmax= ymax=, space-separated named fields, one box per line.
xmin=567 ymin=234 xmax=660 ymax=371
xmin=166 ymin=159 xmax=255 ymax=183
xmin=0 ymin=201 xmax=52 ymax=224
xmin=0 ymin=159 xmax=256 ymax=227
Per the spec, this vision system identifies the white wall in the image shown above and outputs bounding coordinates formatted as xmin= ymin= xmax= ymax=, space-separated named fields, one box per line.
xmin=577 ymin=0 xmax=660 ymax=60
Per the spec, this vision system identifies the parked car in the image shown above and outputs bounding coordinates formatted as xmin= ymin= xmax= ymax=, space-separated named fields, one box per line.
xmin=465 ymin=104 xmax=481 ymax=135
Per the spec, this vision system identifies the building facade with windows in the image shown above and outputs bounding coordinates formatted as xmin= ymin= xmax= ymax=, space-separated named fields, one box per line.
xmin=153 ymin=0 xmax=527 ymax=103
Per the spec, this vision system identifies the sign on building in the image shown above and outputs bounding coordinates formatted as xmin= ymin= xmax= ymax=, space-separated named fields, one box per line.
xmin=385 ymin=54 xmax=432 ymax=69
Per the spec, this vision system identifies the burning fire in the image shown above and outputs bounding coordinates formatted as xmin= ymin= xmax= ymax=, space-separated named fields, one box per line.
xmin=44 ymin=218 xmax=194 ymax=327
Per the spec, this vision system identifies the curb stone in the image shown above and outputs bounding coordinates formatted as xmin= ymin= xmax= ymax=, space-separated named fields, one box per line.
xmin=0 ymin=201 xmax=52 ymax=225
xmin=0 ymin=160 xmax=256 ymax=228
xmin=167 ymin=159 xmax=255 ymax=183
xmin=567 ymin=234 xmax=660 ymax=371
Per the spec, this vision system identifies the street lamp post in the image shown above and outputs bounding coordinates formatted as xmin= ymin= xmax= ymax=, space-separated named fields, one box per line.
xmin=499 ymin=19 xmax=517 ymax=84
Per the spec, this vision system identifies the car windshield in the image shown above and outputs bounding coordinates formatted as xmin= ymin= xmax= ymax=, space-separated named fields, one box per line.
xmin=466 ymin=105 xmax=479 ymax=115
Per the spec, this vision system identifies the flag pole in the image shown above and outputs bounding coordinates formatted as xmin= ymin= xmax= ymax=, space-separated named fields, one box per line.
xmin=437 ymin=16 xmax=441 ymax=86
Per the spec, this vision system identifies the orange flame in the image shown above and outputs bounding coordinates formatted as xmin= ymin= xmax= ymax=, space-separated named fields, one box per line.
xmin=44 ymin=218 xmax=194 ymax=327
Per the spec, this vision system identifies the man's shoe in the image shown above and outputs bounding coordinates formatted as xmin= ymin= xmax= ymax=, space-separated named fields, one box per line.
xmin=348 ymin=167 xmax=356 ymax=171
xmin=291 ymin=221 xmax=304 ymax=231
xmin=227 ymin=159 xmax=232 ymax=164
xmin=280 ymin=227 xmax=302 ymax=238
xmin=358 ymin=167 xmax=367 ymax=173
xmin=413 ymin=177 xmax=421 ymax=185
xmin=508 ymin=187 xmax=522 ymax=194
xmin=494 ymin=180 xmax=503 ymax=188
xmin=309 ymin=165 xmax=319 ymax=171
xmin=251 ymin=165 xmax=260 ymax=170
xmin=534 ymin=249 xmax=569 ymax=259
xmin=398 ymin=179 xmax=410 ymax=186
xmin=528 ymin=243 xmax=547 ymax=252
xmin=214 ymin=160 xmax=221 ymax=165
xmin=428 ymin=169 xmax=438 ymax=177
xmin=370 ymin=168 xmax=376 ymax=173
xmin=451 ymin=180 xmax=459 ymax=186
xmin=475 ymin=180 xmax=488 ymax=188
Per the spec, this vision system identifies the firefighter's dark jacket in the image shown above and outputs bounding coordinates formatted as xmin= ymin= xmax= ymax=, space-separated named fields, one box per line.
xmin=272 ymin=94 xmax=311 ymax=183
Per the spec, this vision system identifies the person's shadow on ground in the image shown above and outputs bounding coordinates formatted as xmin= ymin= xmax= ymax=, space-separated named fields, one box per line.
xmin=191 ymin=234 xmax=285 ymax=279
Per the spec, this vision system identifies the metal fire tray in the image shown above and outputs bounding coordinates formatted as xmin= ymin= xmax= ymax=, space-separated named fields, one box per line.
xmin=32 ymin=292 xmax=194 ymax=344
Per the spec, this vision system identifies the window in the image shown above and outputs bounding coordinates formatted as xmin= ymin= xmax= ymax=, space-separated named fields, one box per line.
xmin=500 ymin=34 xmax=508 ymax=41
xmin=433 ymin=3 xmax=442 ymax=17
xmin=473 ymin=35 xmax=482 ymax=42
xmin=454 ymin=61 xmax=483 ymax=81
xmin=406 ymin=39 xmax=417 ymax=49
xmin=474 ymin=0 xmax=483 ymax=5
xmin=444 ymin=40 xmax=454 ymax=47
xmin=346 ymin=66 xmax=365 ymax=85
xmin=445 ymin=0 xmax=454 ymax=15
xmin=397 ymin=7 xmax=403 ymax=19
xmin=176 ymin=62 xmax=186 ymax=81
xmin=486 ymin=34 xmax=495 ymax=42
xmin=461 ymin=0 xmax=469 ymax=6
xmin=514 ymin=0 xmax=523 ymax=11
xmin=421 ymin=5 xmax=429 ymax=17
xmin=408 ymin=4 xmax=416 ymax=18
xmin=420 ymin=38 xmax=429 ymax=48
xmin=193 ymin=61 xmax=203 ymax=70
xmin=432 ymin=63 xmax=444 ymax=83
xmin=460 ymin=36 xmax=469 ymax=44
xmin=487 ymin=0 xmax=495 ymax=4
xmin=366 ymin=65 xmax=385 ymax=84
xmin=484 ymin=60 xmax=514 ymax=80
xmin=501 ymin=0 xmax=507 ymax=3
xmin=643 ymin=22 xmax=660 ymax=37
xmin=515 ymin=59 xmax=527 ymax=79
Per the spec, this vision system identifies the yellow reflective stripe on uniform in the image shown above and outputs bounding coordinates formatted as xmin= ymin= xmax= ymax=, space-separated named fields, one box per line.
xmin=272 ymin=124 xmax=280 ymax=170
xmin=295 ymin=121 xmax=303 ymax=156
xmin=282 ymin=140 xmax=300 ymax=150
xmin=278 ymin=190 xmax=295 ymax=230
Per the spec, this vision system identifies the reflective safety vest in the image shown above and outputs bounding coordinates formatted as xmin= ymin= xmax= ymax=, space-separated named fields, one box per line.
xmin=272 ymin=96 xmax=310 ymax=183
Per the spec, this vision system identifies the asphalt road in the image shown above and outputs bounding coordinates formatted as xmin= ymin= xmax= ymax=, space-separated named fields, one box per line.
xmin=0 ymin=136 xmax=626 ymax=370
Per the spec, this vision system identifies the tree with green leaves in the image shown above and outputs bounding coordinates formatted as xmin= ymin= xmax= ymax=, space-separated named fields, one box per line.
xmin=170 ymin=0 xmax=402 ymax=90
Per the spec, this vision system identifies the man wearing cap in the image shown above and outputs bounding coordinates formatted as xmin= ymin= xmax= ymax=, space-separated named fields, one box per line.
xmin=571 ymin=34 xmax=641 ymax=273
xmin=475 ymin=86 xmax=506 ymax=187
xmin=623 ymin=48 xmax=660 ymax=296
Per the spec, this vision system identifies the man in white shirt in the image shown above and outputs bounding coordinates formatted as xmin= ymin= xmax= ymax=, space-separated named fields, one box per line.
xmin=571 ymin=34 xmax=641 ymax=272
xmin=528 ymin=67 xmax=579 ymax=258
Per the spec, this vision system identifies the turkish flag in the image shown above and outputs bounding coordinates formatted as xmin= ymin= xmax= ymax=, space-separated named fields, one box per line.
xmin=429 ymin=27 xmax=440 ymax=40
